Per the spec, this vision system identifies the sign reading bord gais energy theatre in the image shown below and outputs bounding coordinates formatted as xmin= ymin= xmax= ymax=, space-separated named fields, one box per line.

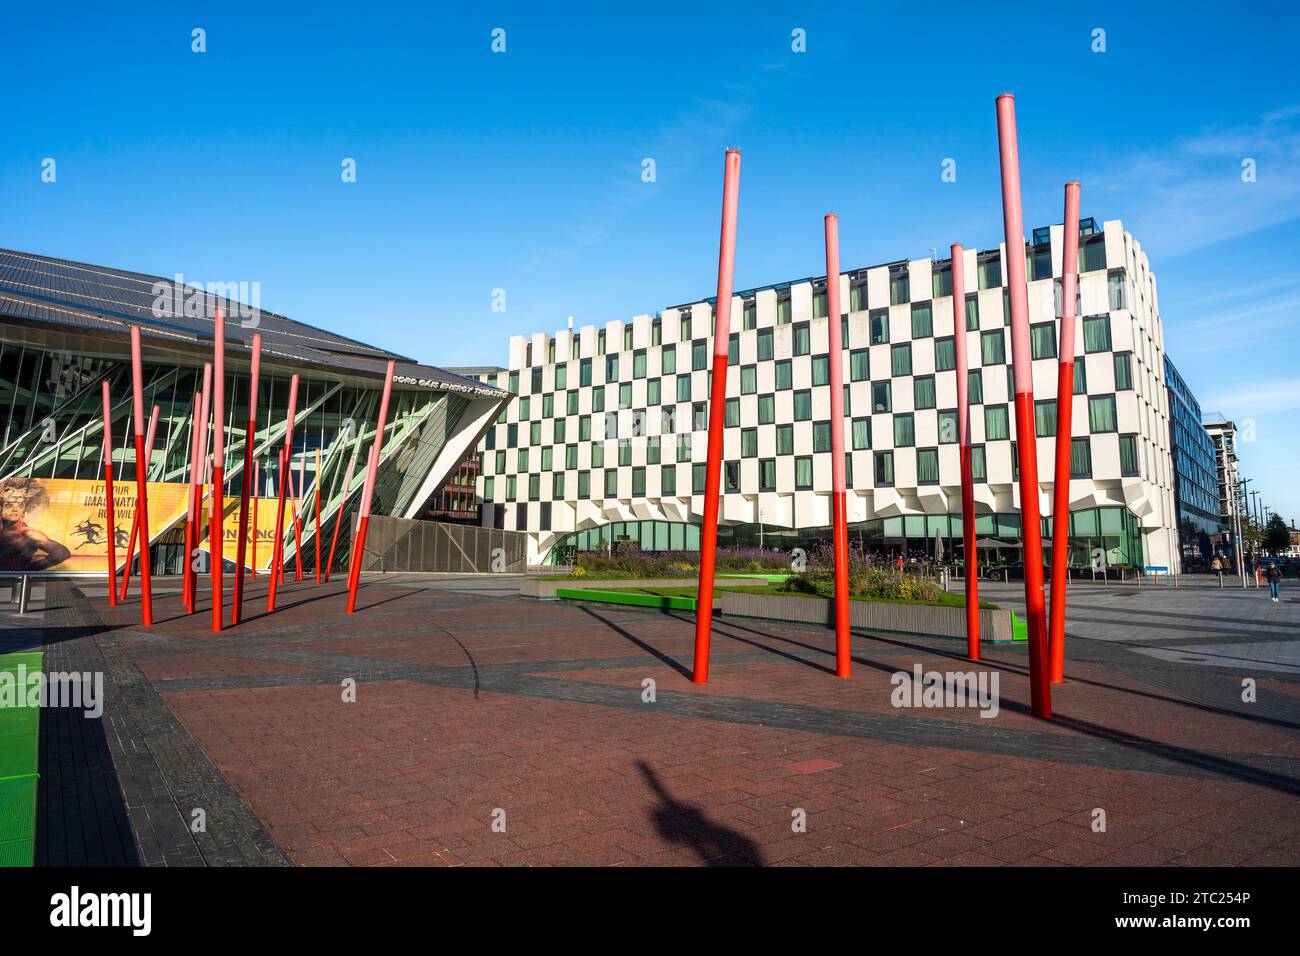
xmin=0 ymin=476 xmax=278 ymax=575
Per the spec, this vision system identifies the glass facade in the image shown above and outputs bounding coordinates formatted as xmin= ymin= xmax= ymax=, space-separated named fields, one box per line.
xmin=1164 ymin=356 xmax=1221 ymax=565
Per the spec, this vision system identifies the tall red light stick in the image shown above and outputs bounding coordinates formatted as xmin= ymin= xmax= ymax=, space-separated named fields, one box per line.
xmin=995 ymin=93 xmax=1051 ymax=719
xmin=824 ymin=215 xmax=851 ymax=678
xmin=210 ymin=307 xmax=226 ymax=632
xmin=314 ymin=448 xmax=322 ymax=584
xmin=232 ymin=333 xmax=262 ymax=625
xmin=691 ymin=149 xmax=741 ymax=684
xmin=294 ymin=449 xmax=305 ymax=582
xmin=1048 ymin=183 xmax=1081 ymax=684
xmin=128 ymin=326 xmax=153 ymax=625
xmin=347 ymin=360 xmax=397 ymax=614
xmin=325 ymin=440 xmax=360 ymax=583
xmin=345 ymin=444 xmax=374 ymax=586
xmin=267 ymin=375 xmax=299 ymax=611
xmin=100 ymin=382 xmax=118 ymax=607
xmin=188 ymin=365 xmax=212 ymax=613
xmin=182 ymin=389 xmax=200 ymax=611
xmin=952 ymin=244 xmax=980 ymax=659
xmin=119 ymin=405 xmax=159 ymax=601
xmin=251 ymin=460 xmax=260 ymax=579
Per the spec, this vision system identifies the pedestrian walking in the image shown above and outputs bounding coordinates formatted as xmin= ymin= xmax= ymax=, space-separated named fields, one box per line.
xmin=1266 ymin=562 xmax=1283 ymax=603
xmin=1211 ymin=555 xmax=1223 ymax=588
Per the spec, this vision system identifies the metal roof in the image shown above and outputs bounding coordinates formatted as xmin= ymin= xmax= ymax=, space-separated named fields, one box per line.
xmin=0 ymin=248 xmax=505 ymax=399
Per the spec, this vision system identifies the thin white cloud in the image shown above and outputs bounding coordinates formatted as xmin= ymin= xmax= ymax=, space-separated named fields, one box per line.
xmin=1202 ymin=378 xmax=1300 ymax=416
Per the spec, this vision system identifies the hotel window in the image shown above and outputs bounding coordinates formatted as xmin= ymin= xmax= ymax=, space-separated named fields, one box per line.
xmin=1119 ymin=433 xmax=1140 ymax=476
xmin=967 ymin=369 xmax=983 ymax=404
xmin=528 ymin=474 xmax=540 ymax=500
xmin=552 ymin=473 xmax=565 ymax=498
xmin=775 ymin=359 xmax=793 ymax=390
xmin=795 ymin=456 xmax=813 ymax=489
xmin=932 ymin=265 xmax=953 ymax=299
xmin=812 ymin=355 xmax=830 ymax=386
xmin=619 ymin=383 xmax=632 ymax=409
xmin=843 ymin=384 xmax=851 ymax=414
xmin=850 ymin=349 xmax=870 ymax=381
xmin=743 ymin=298 xmax=757 ymax=330
xmin=852 ymin=417 xmax=871 ymax=450
xmin=508 ymin=371 xmax=520 ymax=394
xmin=693 ymin=402 xmax=707 ymax=430
xmin=542 ymin=394 xmax=553 ymax=418
xmin=1030 ymin=322 xmax=1057 ymax=360
xmin=693 ymin=463 xmax=707 ymax=493
xmin=598 ymin=330 xmax=606 ymax=355
xmin=725 ymin=397 xmax=740 ymax=427
xmin=728 ymin=334 xmax=739 ymax=365
xmin=794 ymin=390 xmax=812 ymax=421
xmin=652 ymin=319 xmax=662 ymax=346
xmin=869 ymin=309 xmax=889 ymax=344
xmin=1070 ymin=437 xmax=1092 ymax=477
xmin=507 ymin=423 xmax=518 ymax=448
xmin=571 ymin=337 xmax=581 ymax=360
xmin=812 ymin=288 xmax=828 ymax=319
xmin=891 ymin=343 xmax=912 ymax=376
xmin=934 ymin=336 xmax=955 ymax=371
xmin=531 ymin=368 xmax=543 ymax=393
xmin=911 ymin=303 xmax=933 ymax=339
xmin=981 ymin=330 xmax=1005 ymax=365
xmin=1030 ymin=243 xmax=1053 ymax=281
xmin=977 ymin=254 xmax=1001 ymax=290
xmin=938 ymin=409 xmax=958 ymax=444
xmin=850 ymin=279 xmax=868 ymax=313
xmin=1107 ymin=270 xmax=1127 ymax=311
xmin=605 ymin=354 xmax=618 ymax=381
xmin=1010 ymin=441 xmax=1019 ymax=479
xmin=519 ymin=396 xmax=531 ymax=420
xmin=758 ymin=395 xmax=775 ymax=424
xmin=985 ymin=405 xmax=1010 ymax=440
xmin=776 ymin=294 xmax=792 ymax=325
xmin=604 ymin=470 xmax=618 ymax=497
xmin=631 ymin=467 xmax=646 ymax=497
xmin=742 ymin=428 xmax=758 ymax=458
xmin=505 ymin=476 xmax=516 ymax=498
xmin=889 ymin=269 xmax=910 ymax=305
xmin=519 ymin=447 xmax=530 ymax=470
xmin=484 ymin=477 xmax=494 ymax=501
xmin=872 ymin=381 xmax=892 ymax=413
xmin=1073 ymin=361 xmax=1087 ymax=394
xmin=964 ymin=295 xmax=979 ymax=330
xmin=647 ymin=380 xmax=661 ymax=405
xmin=971 ymin=444 xmax=986 ymax=481
xmin=1080 ymin=235 xmax=1107 ymax=273
xmin=591 ymin=444 xmax=603 ymax=468
xmin=579 ymin=416 xmax=591 ymax=441
xmin=741 ymin=365 xmax=757 ymax=394
xmin=661 ymin=465 xmax=676 ymax=495
xmin=813 ymin=421 xmax=831 ymax=453
xmin=1113 ymin=352 xmax=1133 ymax=390
xmin=577 ymin=472 xmax=589 ymax=497
xmin=677 ymin=434 xmax=692 ymax=462
xmin=1002 ymin=289 xmax=1011 ymax=326
xmin=894 ymin=413 xmax=915 ymax=447
xmin=555 ymin=365 xmax=567 ymax=389
xmin=530 ymin=422 xmax=542 ymax=445
xmin=633 ymin=349 xmax=646 ymax=378
xmin=647 ymin=435 xmax=661 ymax=464
xmin=580 ymin=358 xmax=592 ymax=387
xmin=1083 ymin=315 xmax=1111 ymax=352
xmin=757 ymin=328 xmax=774 ymax=361
xmin=917 ymin=448 xmax=939 ymax=485
xmin=1088 ymin=395 xmax=1117 ymax=433
xmin=624 ymin=327 xmax=634 ymax=350
xmin=874 ymin=451 xmax=894 ymax=486
xmin=676 ymin=375 xmax=691 ymax=402
xmin=662 ymin=344 xmax=676 ymax=374
xmin=793 ymin=322 xmax=811 ymax=356
xmin=914 ymin=375 xmax=936 ymax=410
xmin=592 ymin=389 xmax=605 ymax=412
xmin=495 ymin=450 xmax=506 ymax=472
xmin=692 ymin=340 xmax=708 ymax=370
xmin=485 ymin=428 xmax=496 ymax=451
xmin=565 ymin=445 xmax=578 ymax=469
xmin=1035 ymin=399 xmax=1057 ymax=436
xmin=776 ymin=424 xmax=794 ymax=455
xmin=760 ymin=458 xmax=776 ymax=491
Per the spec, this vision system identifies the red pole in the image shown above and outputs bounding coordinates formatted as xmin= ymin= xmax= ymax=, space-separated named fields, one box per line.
xmin=267 ymin=375 xmax=299 ymax=611
xmin=210 ymin=308 xmax=226 ymax=633
xmin=824 ymin=215 xmax=851 ymax=678
xmin=995 ymin=93 xmax=1050 ymax=719
xmin=181 ymin=389 xmax=200 ymax=611
xmin=1049 ymin=183 xmax=1081 ymax=684
xmin=952 ymin=244 xmax=980 ymax=659
xmin=324 ymin=440 xmax=360 ymax=583
xmin=188 ymin=365 xmax=212 ymax=613
xmin=314 ymin=448 xmax=322 ymax=584
xmin=232 ymin=333 xmax=262 ymax=625
xmin=347 ymin=360 xmax=397 ymax=613
xmin=100 ymin=382 xmax=118 ymax=607
xmin=128 ymin=326 xmax=153 ymax=626
xmin=119 ymin=405 xmax=159 ymax=601
xmin=251 ymin=460 xmax=260 ymax=579
xmin=294 ymin=451 xmax=304 ymax=582
xmin=691 ymin=149 xmax=741 ymax=684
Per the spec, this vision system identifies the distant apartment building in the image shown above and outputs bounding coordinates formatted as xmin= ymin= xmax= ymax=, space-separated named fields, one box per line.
xmin=475 ymin=218 xmax=1205 ymax=572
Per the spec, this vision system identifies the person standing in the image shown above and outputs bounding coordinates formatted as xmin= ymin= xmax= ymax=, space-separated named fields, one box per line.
xmin=1211 ymin=555 xmax=1223 ymax=588
xmin=1266 ymin=562 xmax=1283 ymax=603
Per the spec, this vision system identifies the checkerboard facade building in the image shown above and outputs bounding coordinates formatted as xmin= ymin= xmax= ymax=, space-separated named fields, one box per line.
xmin=475 ymin=218 xmax=1192 ymax=570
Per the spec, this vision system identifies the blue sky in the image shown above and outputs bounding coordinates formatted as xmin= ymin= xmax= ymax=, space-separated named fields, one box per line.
xmin=4 ymin=2 xmax=1299 ymax=524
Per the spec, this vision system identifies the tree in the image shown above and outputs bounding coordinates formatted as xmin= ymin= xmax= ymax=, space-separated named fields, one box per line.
xmin=1264 ymin=514 xmax=1290 ymax=555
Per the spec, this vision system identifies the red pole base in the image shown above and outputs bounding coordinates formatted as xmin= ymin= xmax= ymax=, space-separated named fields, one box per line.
xmin=103 ymin=464 xmax=118 ymax=608
xmin=1047 ymin=361 xmax=1075 ymax=685
xmin=1012 ymin=391 xmax=1051 ymax=719
xmin=832 ymin=490 xmax=851 ymax=678
xmin=346 ymin=514 xmax=370 ymax=613
xmin=132 ymin=433 xmax=153 ymax=627
xmin=119 ymin=510 xmax=139 ymax=602
xmin=211 ymin=466 xmax=224 ymax=633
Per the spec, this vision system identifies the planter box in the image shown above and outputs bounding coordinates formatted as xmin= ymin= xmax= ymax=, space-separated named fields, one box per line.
xmin=720 ymin=591 xmax=1019 ymax=643
xmin=520 ymin=576 xmax=768 ymax=600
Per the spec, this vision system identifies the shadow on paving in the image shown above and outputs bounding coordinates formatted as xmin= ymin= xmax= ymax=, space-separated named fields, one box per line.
xmin=637 ymin=761 xmax=764 ymax=866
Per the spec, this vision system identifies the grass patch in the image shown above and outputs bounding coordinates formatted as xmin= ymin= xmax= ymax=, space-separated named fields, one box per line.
xmin=600 ymin=582 xmax=998 ymax=610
